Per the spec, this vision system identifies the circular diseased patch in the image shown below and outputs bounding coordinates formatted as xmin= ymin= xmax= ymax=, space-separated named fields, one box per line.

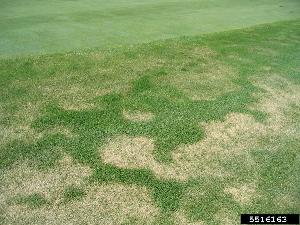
xmin=164 ymin=62 xmax=239 ymax=101
xmin=101 ymin=136 xmax=156 ymax=169
xmin=224 ymin=184 xmax=258 ymax=205
xmin=250 ymin=75 xmax=300 ymax=136
xmin=1 ymin=155 xmax=159 ymax=225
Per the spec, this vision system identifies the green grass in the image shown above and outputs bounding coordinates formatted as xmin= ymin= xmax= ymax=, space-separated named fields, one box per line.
xmin=63 ymin=186 xmax=86 ymax=202
xmin=0 ymin=18 xmax=299 ymax=224
xmin=10 ymin=193 xmax=48 ymax=208
xmin=1 ymin=0 xmax=300 ymax=56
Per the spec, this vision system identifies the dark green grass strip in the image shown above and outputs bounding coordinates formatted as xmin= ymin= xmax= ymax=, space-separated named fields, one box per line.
xmin=9 ymin=193 xmax=49 ymax=209
xmin=63 ymin=186 xmax=86 ymax=203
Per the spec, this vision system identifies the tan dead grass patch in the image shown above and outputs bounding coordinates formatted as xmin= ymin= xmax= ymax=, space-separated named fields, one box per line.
xmin=0 ymin=155 xmax=92 ymax=201
xmin=250 ymin=75 xmax=300 ymax=136
xmin=101 ymin=136 xmax=155 ymax=169
xmin=215 ymin=209 xmax=238 ymax=225
xmin=154 ymin=113 xmax=264 ymax=181
xmin=0 ymin=102 xmax=42 ymax=148
xmin=11 ymin=72 xmax=126 ymax=113
xmin=224 ymin=184 xmax=258 ymax=205
xmin=123 ymin=110 xmax=154 ymax=122
xmin=0 ymin=124 xmax=73 ymax=152
xmin=51 ymin=85 xmax=104 ymax=111
xmin=173 ymin=211 xmax=205 ymax=225
xmin=165 ymin=62 xmax=239 ymax=100
xmin=0 ymin=125 xmax=37 ymax=148
xmin=57 ymin=83 xmax=130 ymax=111
xmin=1 ymin=154 xmax=158 ymax=225
xmin=100 ymin=113 xmax=264 ymax=181
xmin=53 ymin=83 xmax=130 ymax=111
xmin=2 ymin=184 xmax=158 ymax=225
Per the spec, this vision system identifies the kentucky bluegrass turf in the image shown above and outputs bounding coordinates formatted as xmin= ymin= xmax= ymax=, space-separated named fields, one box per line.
xmin=0 ymin=19 xmax=299 ymax=224
xmin=0 ymin=0 xmax=300 ymax=56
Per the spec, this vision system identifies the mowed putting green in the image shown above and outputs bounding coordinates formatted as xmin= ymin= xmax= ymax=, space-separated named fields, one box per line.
xmin=1 ymin=0 xmax=300 ymax=56
xmin=0 ymin=19 xmax=300 ymax=224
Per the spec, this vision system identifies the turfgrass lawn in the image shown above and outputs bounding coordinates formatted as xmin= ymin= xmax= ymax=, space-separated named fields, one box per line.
xmin=0 ymin=18 xmax=300 ymax=224
xmin=1 ymin=0 xmax=300 ymax=56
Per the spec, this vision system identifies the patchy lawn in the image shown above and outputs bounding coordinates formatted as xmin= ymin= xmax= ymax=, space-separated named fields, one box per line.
xmin=0 ymin=19 xmax=300 ymax=224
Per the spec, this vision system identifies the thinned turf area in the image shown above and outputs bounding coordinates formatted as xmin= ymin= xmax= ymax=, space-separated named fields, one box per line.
xmin=0 ymin=19 xmax=299 ymax=224
xmin=0 ymin=0 xmax=300 ymax=56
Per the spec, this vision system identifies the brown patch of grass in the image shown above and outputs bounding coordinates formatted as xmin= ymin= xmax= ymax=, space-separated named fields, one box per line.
xmin=51 ymin=84 xmax=108 ymax=111
xmin=173 ymin=211 xmax=205 ymax=225
xmin=164 ymin=62 xmax=239 ymax=100
xmin=0 ymin=102 xmax=42 ymax=148
xmin=101 ymin=136 xmax=156 ymax=169
xmin=11 ymin=71 xmax=126 ymax=112
xmin=0 ymin=155 xmax=92 ymax=201
xmin=250 ymin=75 xmax=300 ymax=136
xmin=224 ymin=184 xmax=258 ymax=205
xmin=1 ymin=153 xmax=159 ymax=224
xmin=2 ymin=184 xmax=158 ymax=225
xmin=153 ymin=113 xmax=264 ymax=181
xmin=0 ymin=125 xmax=37 ymax=148
xmin=123 ymin=110 xmax=154 ymax=122
xmin=215 ymin=209 xmax=238 ymax=225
